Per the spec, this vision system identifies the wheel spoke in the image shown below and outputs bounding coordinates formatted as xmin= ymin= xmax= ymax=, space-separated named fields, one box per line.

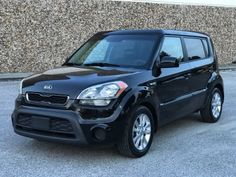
xmin=141 ymin=115 xmax=145 ymax=126
xmin=133 ymin=127 xmax=139 ymax=133
xmin=145 ymin=127 xmax=151 ymax=134
xmin=133 ymin=134 xmax=140 ymax=143
xmin=144 ymin=122 xmax=150 ymax=129
xmin=134 ymin=120 xmax=139 ymax=128
xmin=143 ymin=136 xmax=148 ymax=147
xmin=140 ymin=135 xmax=144 ymax=149
xmin=135 ymin=136 xmax=141 ymax=148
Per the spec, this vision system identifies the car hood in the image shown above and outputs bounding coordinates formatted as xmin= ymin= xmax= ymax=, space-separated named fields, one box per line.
xmin=22 ymin=66 xmax=142 ymax=99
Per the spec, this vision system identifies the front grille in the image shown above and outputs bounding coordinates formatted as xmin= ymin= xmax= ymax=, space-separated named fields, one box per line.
xmin=26 ymin=92 xmax=68 ymax=105
xmin=16 ymin=114 xmax=75 ymax=138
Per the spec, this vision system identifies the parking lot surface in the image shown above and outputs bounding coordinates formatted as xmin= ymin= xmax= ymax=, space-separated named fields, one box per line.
xmin=0 ymin=71 xmax=235 ymax=177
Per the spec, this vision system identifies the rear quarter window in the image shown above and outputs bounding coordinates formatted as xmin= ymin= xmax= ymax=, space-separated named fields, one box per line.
xmin=184 ymin=38 xmax=207 ymax=60
xmin=202 ymin=39 xmax=209 ymax=57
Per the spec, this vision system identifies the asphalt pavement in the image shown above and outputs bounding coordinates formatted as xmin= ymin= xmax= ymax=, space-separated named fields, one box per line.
xmin=0 ymin=71 xmax=235 ymax=177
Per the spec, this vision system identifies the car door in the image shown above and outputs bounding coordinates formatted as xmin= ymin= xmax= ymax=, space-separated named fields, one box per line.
xmin=156 ymin=36 xmax=193 ymax=125
xmin=183 ymin=37 xmax=214 ymax=110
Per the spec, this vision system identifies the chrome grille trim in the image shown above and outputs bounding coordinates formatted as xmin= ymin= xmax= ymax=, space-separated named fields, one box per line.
xmin=25 ymin=92 xmax=69 ymax=106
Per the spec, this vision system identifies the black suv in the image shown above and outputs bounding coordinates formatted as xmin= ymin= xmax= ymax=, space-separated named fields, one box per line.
xmin=12 ymin=30 xmax=224 ymax=157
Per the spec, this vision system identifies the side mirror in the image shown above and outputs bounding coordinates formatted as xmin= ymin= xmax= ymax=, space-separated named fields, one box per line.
xmin=160 ymin=56 xmax=179 ymax=68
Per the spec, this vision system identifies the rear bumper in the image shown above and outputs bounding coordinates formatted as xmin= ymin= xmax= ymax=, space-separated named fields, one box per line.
xmin=12 ymin=105 xmax=125 ymax=145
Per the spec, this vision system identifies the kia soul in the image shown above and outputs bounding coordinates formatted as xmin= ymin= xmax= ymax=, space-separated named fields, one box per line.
xmin=12 ymin=30 xmax=224 ymax=157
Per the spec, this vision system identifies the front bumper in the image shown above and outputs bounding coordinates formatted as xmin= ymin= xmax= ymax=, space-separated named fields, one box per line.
xmin=12 ymin=105 xmax=125 ymax=145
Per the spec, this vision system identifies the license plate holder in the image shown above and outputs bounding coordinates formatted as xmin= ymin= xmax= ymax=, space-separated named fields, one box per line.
xmin=31 ymin=116 xmax=50 ymax=130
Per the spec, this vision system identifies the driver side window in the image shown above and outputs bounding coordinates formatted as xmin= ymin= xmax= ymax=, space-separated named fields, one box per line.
xmin=160 ymin=37 xmax=184 ymax=62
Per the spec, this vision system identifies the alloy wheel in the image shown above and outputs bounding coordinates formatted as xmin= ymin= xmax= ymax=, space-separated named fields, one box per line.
xmin=132 ymin=113 xmax=152 ymax=151
xmin=211 ymin=92 xmax=222 ymax=119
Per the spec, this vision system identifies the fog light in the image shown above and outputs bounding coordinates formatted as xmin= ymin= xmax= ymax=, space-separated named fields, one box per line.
xmin=93 ymin=128 xmax=106 ymax=141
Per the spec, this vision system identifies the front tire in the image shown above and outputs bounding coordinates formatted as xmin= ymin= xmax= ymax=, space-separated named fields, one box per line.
xmin=200 ymin=88 xmax=223 ymax=123
xmin=117 ymin=106 xmax=154 ymax=158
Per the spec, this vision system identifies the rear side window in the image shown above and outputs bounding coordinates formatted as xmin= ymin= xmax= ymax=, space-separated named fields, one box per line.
xmin=160 ymin=37 xmax=184 ymax=62
xmin=184 ymin=38 xmax=206 ymax=60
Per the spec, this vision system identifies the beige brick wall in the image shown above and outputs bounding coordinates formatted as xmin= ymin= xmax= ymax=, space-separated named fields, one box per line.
xmin=0 ymin=0 xmax=235 ymax=72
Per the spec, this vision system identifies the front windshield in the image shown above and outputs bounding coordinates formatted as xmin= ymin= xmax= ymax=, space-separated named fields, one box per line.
xmin=66 ymin=34 xmax=159 ymax=69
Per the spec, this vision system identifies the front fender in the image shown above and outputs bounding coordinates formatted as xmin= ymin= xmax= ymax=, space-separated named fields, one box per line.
xmin=121 ymin=86 xmax=160 ymax=130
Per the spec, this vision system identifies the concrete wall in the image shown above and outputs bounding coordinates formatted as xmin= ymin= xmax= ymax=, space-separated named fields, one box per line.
xmin=0 ymin=0 xmax=235 ymax=73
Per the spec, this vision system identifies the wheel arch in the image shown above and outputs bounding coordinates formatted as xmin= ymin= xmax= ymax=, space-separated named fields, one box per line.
xmin=140 ymin=102 xmax=159 ymax=132
xmin=204 ymin=73 xmax=224 ymax=107
xmin=122 ymin=88 xmax=160 ymax=132
xmin=214 ymin=83 xmax=224 ymax=102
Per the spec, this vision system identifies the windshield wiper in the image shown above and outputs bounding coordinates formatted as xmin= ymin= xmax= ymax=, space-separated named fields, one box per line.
xmin=83 ymin=62 xmax=120 ymax=67
xmin=63 ymin=62 xmax=82 ymax=67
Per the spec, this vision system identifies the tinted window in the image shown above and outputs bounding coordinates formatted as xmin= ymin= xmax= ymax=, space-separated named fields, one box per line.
xmin=202 ymin=39 xmax=209 ymax=57
xmin=184 ymin=38 xmax=206 ymax=60
xmin=160 ymin=37 xmax=184 ymax=62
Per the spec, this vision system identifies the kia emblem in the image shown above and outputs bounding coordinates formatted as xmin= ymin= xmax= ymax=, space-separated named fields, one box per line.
xmin=43 ymin=85 xmax=53 ymax=90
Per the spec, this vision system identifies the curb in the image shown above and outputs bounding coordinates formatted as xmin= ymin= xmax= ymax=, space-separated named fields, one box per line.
xmin=219 ymin=67 xmax=236 ymax=71
xmin=0 ymin=73 xmax=33 ymax=81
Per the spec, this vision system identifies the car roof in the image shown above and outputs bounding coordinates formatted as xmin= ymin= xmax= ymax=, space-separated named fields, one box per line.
xmin=97 ymin=29 xmax=209 ymax=38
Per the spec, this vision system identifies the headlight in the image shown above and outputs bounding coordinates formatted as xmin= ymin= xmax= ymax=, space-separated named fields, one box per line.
xmin=77 ymin=81 xmax=128 ymax=106
xmin=19 ymin=79 xmax=24 ymax=94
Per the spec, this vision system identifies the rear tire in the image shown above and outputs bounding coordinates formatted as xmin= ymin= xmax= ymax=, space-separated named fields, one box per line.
xmin=200 ymin=88 xmax=223 ymax=123
xmin=117 ymin=106 xmax=154 ymax=158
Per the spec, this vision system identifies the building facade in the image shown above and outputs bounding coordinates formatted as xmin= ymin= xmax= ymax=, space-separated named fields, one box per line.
xmin=0 ymin=0 xmax=235 ymax=72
